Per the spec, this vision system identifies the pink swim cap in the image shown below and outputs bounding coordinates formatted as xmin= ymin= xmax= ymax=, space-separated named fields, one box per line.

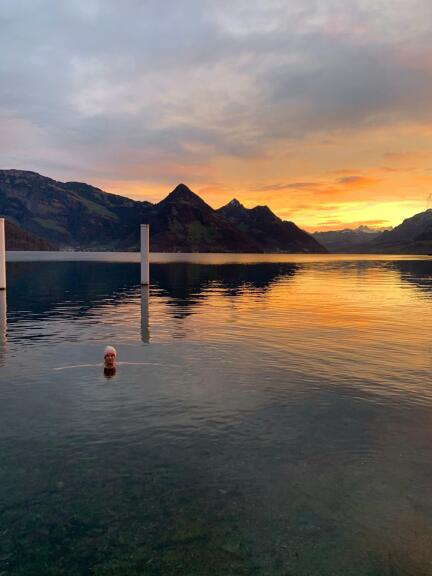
xmin=104 ymin=346 xmax=117 ymax=357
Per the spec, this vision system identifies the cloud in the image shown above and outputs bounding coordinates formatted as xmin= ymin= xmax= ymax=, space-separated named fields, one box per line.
xmin=1 ymin=1 xmax=432 ymax=174
xmin=1 ymin=0 xmax=432 ymax=236
xmin=337 ymin=176 xmax=380 ymax=187
xmin=252 ymin=181 xmax=321 ymax=192
xmin=279 ymin=204 xmax=340 ymax=216
xmin=253 ymin=174 xmax=379 ymax=199
xmin=383 ymin=151 xmax=432 ymax=161
xmin=329 ymin=169 xmax=358 ymax=175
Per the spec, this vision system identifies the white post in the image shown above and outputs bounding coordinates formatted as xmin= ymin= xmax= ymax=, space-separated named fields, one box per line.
xmin=140 ymin=224 xmax=149 ymax=285
xmin=0 ymin=218 xmax=5 ymax=290
xmin=141 ymin=285 xmax=150 ymax=343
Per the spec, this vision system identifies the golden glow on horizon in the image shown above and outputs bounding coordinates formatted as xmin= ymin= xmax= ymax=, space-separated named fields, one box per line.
xmin=94 ymin=123 xmax=432 ymax=232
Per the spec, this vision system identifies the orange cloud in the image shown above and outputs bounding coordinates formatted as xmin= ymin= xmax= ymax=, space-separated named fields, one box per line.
xmin=328 ymin=168 xmax=359 ymax=176
xmin=383 ymin=151 xmax=432 ymax=162
xmin=252 ymin=181 xmax=321 ymax=192
xmin=337 ymin=176 xmax=381 ymax=188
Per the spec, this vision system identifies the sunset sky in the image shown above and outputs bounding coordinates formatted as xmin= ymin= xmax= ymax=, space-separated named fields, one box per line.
xmin=1 ymin=0 xmax=432 ymax=231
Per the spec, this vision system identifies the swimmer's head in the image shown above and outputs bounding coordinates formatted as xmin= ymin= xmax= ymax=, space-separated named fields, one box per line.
xmin=104 ymin=345 xmax=117 ymax=368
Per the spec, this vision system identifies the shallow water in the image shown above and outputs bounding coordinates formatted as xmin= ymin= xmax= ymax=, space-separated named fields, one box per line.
xmin=1 ymin=253 xmax=432 ymax=575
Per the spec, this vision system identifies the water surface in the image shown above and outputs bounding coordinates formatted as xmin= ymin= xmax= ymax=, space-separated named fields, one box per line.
xmin=1 ymin=253 xmax=432 ymax=575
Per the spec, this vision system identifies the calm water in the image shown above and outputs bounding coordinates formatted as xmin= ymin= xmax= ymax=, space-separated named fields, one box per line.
xmin=1 ymin=253 xmax=432 ymax=575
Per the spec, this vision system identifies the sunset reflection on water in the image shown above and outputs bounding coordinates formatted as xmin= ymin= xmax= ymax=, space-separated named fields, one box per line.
xmin=1 ymin=254 xmax=432 ymax=575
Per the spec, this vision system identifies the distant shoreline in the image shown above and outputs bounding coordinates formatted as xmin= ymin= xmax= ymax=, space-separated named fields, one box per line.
xmin=5 ymin=251 xmax=432 ymax=264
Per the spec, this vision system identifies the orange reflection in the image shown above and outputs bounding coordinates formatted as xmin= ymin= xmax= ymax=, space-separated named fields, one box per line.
xmin=95 ymin=257 xmax=432 ymax=401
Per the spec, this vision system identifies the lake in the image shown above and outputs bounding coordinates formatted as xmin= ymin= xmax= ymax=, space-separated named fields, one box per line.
xmin=1 ymin=252 xmax=432 ymax=575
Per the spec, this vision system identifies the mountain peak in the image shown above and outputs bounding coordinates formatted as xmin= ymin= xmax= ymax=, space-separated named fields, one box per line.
xmin=173 ymin=183 xmax=191 ymax=192
xmin=171 ymin=183 xmax=197 ymax=197
xmin=158 ymin=183 xmax=211 ymax=211
xmin=250 ymin=204 xmax=280 ymax=222
xmin=162 ymin=183 xmax=208 ymax=206
xmin=228 ymin=198 xmax=244 ymax=208
xmin=252 ymin=204 xmax=273 ymax=214
xmin=219 ymin=198 xmax=247 ymax=213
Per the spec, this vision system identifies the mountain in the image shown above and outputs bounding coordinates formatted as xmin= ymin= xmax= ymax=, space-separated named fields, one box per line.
xmin=0 ymin=169 xmax=146 ymax=249
xmin=142 ymin=184 xmax=262 ymax=252
xmin=5 ymin=220 xmax=58 ymax=250
xmin=218 ymin=198 xmax=327 ymax=253
xmin=0 ymin=170 xmax=327 ymax=253
xmin=312 ymin=226 xmax=386 ymax=253
xmin=365 ymin=209 xmax=432 ymax=254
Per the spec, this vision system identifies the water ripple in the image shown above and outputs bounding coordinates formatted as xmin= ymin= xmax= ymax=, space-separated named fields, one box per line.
xmin=2 ymin=255 xmax=432 ymax=574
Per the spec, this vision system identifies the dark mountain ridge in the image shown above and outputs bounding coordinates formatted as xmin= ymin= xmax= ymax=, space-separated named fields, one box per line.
xmin=218 ymin=198 xmax=327 ymax=253
xmin=365 ymin=209 xmax=432 ymax=254
xmin=312 ymin=226 xmax=386 ymax=253
xmin=140 ymin=184 xmax=263 ymax=252
xmin=0 ymin=169 xmax=326 ymax=253
xmin=0 ymin=169 xmax=143 ymax=249
xmin=313 ymin=211 xmax=432 ymax=254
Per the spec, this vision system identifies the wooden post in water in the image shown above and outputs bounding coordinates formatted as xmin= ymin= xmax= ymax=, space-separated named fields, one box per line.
xmin=140 ymin=224 xmax=150 ymax=286
xmin=0 ymin=218 xmax=5 ymax=290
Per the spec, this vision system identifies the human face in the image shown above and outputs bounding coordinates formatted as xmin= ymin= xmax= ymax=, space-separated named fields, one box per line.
xmin=104 ymin=352 xmax=116 ymax=368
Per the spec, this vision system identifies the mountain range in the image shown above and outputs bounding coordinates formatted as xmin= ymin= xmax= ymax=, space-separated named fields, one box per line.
xmin=314 ymin=212 xmax=432 ymax=254
xmin=0 ymin=170 xmax=326 ymax=253
xmin=218 ymin=199 xmax=323 ymax=253
xmin=2 ymin=169 xmax=432 ymax=254
xmin=312 ymin=226 xmax=389 ymax=253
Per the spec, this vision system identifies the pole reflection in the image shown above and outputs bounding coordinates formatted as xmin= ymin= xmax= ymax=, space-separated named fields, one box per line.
xmin=0 ymin=290 xmax=7 ymax=366
xmin=141 ymin=285 xmax=150 ymax=343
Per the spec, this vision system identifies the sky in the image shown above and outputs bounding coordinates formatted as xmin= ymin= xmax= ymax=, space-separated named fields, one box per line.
xmin=1 ymin=0 xmax=432 ymax=231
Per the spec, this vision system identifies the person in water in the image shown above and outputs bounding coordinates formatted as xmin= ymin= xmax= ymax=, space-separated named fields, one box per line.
xmin=103 ymin=345 xmax=117 ymax=378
